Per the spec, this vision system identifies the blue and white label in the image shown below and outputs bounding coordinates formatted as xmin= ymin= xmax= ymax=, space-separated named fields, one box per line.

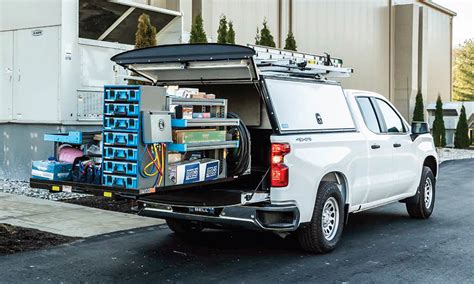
xmin=204 ymin=162 xmax=219 ymax=181
xmin=184 ymin=163 xmax=200 ymax=184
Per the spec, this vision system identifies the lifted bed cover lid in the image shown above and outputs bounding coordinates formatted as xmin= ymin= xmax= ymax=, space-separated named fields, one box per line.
xmin=111 ymin=44 xmax=258 ymax=84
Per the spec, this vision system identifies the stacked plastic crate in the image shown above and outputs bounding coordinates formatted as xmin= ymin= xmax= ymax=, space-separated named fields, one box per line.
xmin=102 ymin=86 xmax=141 ymax=189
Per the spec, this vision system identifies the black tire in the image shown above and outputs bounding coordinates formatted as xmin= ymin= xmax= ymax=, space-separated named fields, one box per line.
xmin=406 ymin=166 xmax=435 ymax=219
xmin=166 ymin=219 xmax=203 ymax=234
xmin=297 ymin=181 xmax=345 ymax=253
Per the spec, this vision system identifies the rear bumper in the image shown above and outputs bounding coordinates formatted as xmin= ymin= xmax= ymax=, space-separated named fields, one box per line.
xmin=139 ymin=202 xmax=300 ymax=232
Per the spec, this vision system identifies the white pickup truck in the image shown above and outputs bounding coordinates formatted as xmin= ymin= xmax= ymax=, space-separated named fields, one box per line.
xmin=110 ymin=44 xmax=438 ymax=253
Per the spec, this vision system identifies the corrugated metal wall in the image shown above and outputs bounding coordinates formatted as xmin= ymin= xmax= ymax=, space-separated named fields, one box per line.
xmin=291 ymin=0 xmax=391 ymax=97
xmin=201 ymin=0 xmax=280 ymax=45
xmin=425 ymin=7 xmax=452 ymax=103
xmin=196 ymin=0 xmax=391 ymax=98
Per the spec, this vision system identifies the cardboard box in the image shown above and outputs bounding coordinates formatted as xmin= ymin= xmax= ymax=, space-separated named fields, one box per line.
xmin=168 ymin=153 xmax=183 ymax=163
xmin=175 ymin=88 xmax=199 ymax=98
xmin=172 ymin=129 xmax=226 ymax=144
xmin=175 ymin=105 xmax=193 ymax=119
xmin=191 ymin=92 xmax=207 ymax=99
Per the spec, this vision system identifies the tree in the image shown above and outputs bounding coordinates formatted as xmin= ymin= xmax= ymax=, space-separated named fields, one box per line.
xmin=454 ymin=105 xmax=470 ymax=148
xmin=255 ymin=19 xmax=275 ymax=47
xmin=255 ymin=27 xmax=260 ymax=45
xmin=412 ymin=90 xmax=425 ymax=121
xmin=189 ymin=14 xmax=207 ymax=43
xmin=226 ymin=21 xmax=235 ymax=44
xmin=216 ymin=15 xmax=228 ymax=44
xmin=284 ymin=31 xmax=297 ymax=51
xmin=130 ymin=13 xmax=156 ymax=85
xmin=432 ymin=95 xmax=446 ymax=147
xmin=135 ymin=13 xmax=157 ymax=48
xmin=453 ymin=39 xmax=474 ymax=101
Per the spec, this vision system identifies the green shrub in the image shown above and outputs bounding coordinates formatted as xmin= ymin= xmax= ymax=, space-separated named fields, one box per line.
xmin=255 ymin=19 xmax=275 ymax=47
xmin=454 ymin=105 xmax=470 ymax=148
xmin=432 ymin=95 xmax=446 ymax=147
xmin=217 ymin=15 xmax=227 ymax=44
xmin=412 ymin=90 xmax=425 ymax=121
xmin=226 ymin=21 xmax=235 ymax=44
xmin=284 ymin=31 xmax=297 ymax=51
xmin=189 ymin=14 xmax=207 ymax=43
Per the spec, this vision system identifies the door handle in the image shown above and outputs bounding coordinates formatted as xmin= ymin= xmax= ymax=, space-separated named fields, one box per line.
xmin=393 ymin=143 xmax=402 ymax=148
xmin=371 ymin=144 xmax=381 ymax=149
xmin=5 ymin=68 xmax=13 ymax=82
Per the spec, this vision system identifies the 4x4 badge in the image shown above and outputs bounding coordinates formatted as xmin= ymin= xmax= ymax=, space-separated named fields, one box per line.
xmin=296 ymin=137 xmax=312 ymax=142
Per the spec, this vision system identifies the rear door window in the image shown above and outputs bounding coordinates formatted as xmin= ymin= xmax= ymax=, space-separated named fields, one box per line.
xmin=265 ymin=78 xmax=355 ymax=132
xmin=356 ymin=97 xmax=381 ymax=133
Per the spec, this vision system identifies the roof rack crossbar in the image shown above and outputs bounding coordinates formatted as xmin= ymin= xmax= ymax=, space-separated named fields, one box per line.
xmin=248 ymin=44 xmax=353 ymax=78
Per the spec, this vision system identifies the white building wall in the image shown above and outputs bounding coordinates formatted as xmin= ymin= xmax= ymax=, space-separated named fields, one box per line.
xmin=0 ymin=0 xmax=61 ymax=31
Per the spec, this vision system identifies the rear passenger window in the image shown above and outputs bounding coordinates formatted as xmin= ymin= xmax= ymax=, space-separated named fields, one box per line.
xmin=356 ymin=97 xmax=381 ymax=133
xmin=265 ymin=79 xmax=355 ymax=132
xmin=375 ymin=99 xmax=405 ymax=133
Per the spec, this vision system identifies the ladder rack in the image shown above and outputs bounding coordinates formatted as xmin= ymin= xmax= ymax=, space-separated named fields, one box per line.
xmin=248 ymin=44 xmax=353 ymax=78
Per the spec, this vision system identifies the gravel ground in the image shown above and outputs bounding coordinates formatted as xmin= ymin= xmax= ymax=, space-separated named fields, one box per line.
xmin=0 ymin=179 xmax=135 ymax=214
xmin=437 ymin=147 xmax=474 ymax=163
xmin=0 ymin=179 xmax=88 ymax=201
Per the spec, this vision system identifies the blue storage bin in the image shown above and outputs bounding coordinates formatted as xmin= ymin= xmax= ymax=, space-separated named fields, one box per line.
xmin=103 ymin=117 xmax=139 ymax=132
xmin=104 ymin=89 xmax=140 ymax=102
xmin=103 ymin=174 xmax=138 ymax=189
xmin=103 ymin=161 xmax=138 ymax=176
xmin=103 ymin=132 xmax=139 ymax=147
xmin=104 ymin=103 xmax=139 ymax=117
xmin=103 ymin=147 xmax=138 ymax=161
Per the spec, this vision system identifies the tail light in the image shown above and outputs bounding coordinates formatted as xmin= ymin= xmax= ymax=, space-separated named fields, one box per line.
xmin=271 ymin=143 xmax=290 ymax=187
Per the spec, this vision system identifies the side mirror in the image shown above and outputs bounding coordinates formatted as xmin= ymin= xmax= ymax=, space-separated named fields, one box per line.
xmin=410 ymin=121 xmax=429 ymax=141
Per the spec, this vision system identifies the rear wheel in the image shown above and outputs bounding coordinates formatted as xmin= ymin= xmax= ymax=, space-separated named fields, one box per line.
xmin=166 ymin=219 xmax=203 ymax=234
xmin=297 ymin=181 xmax=345 ymax=253
xmin=406 ymin=166 xmax=435 ymax=219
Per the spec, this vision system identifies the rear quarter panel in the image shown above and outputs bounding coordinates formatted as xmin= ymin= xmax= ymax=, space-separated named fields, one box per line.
xmin=270 ymin=132 xmax=368 ymax=223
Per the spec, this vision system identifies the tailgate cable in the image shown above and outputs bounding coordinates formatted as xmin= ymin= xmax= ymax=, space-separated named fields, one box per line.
xmin=245 ymin=168 xmax=270 ymax=202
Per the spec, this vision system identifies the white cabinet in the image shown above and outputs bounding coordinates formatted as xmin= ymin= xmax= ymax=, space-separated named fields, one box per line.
xmin=0 ymin=27 xmax=60 ymax=122
xmin=12 ymin=26 xmax=60 ymax=122
xmin=0 ymin=31 xmax=13 ymax=121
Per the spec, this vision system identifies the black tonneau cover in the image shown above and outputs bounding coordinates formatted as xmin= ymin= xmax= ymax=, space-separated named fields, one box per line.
xmin=111 ymin=44 xmax=258 ymax=84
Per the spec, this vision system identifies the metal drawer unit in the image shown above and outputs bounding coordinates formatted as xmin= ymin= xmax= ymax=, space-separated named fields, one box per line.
xmin=102 ymin=85 xmax=168 ymax=190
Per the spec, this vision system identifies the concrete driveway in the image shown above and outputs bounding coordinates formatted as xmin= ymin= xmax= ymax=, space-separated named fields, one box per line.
xmin=1 ymin=159 xmax=473 ymax=283
xmin=0 ymin=193 xmax=163 ymax=238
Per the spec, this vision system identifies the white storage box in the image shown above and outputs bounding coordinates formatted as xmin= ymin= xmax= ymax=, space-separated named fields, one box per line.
xmin=168 ymin=160 xmax=200 ymax=185
xmin=199 ymin=159 xmax=220 ymax=181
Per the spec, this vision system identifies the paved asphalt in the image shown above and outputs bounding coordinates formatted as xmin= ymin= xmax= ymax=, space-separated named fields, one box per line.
xmin=1 ymin=159 xmax=473 ymax=283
